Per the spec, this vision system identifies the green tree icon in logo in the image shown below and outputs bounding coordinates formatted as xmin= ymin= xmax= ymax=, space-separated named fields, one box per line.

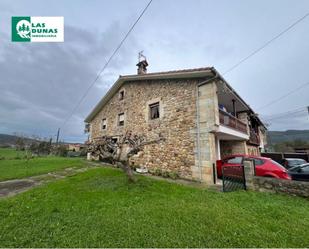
xmin=12 ymin=17 xmax=31 ymax=42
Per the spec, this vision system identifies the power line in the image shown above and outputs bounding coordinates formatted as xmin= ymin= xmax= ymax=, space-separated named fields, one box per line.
xmin=222 ymin=11 xmax=309 ymax=75
xmin=60 ymin=0 xmax=153 ymax=130
xmin=261 ymin=107 xmax=308 ymax=122
xmin=256 ymin=82 xmax=309 ymax=111
xmin=261 ymin=106 xmax=307 ymax=119
xmin=59 ymin=5 xmax=308 ymax=139
xmin=265 ymin=110 xmax=307 ymax=122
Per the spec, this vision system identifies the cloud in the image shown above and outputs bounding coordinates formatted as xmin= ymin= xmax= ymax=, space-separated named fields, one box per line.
xmin=1 ymin=0 xmax=309 ymax=141
xmin=0 ymin=22 xmax=139 ymax=142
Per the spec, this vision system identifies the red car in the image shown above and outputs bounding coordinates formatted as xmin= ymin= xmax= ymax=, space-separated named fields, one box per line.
xmin=217 ymin=154 xmax=291 ymax=180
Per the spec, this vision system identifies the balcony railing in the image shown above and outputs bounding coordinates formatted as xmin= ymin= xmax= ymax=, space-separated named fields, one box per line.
xmin=248 ymin=130 xmax=260 ymax=145
xmin=219 ymin=109 xmax=248 ymax=134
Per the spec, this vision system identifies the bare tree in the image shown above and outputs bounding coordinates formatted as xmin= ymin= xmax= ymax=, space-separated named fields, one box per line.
xmin=88 ymin=131 xmax=164 ymax=182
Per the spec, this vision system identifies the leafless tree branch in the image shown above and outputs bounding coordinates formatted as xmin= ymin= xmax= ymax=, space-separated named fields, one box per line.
xmin=88 ymin=131 xmax=164 ymax=182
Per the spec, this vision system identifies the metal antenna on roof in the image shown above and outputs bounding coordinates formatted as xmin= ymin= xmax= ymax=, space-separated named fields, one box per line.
xmin=138 ymin=51 xmax=146 ymax=62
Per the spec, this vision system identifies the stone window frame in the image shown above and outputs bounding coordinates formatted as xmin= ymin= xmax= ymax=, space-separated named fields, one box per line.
xmin=146 ymin=97 xmax=163 ymax=123
xmin=119 ymin=89 xmax=125 ymax=101
xmin=101 ymin=118 xmax=107 ymax=130
xmin=118 ymin=112 xmax=125 ymax=127
xmin=149 ymin=102 xmax=160 ymax=120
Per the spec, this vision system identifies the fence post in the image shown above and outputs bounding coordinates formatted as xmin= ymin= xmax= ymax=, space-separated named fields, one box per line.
xmin=222 ymin=167 xmax=225 ymax=192
xmin=212 ymin=163 xmax=216 ymax=185
xmin=242 ymin=164 xmax=247 ymax=190
xmin=244 ymin=159 xmax=256 ymax=190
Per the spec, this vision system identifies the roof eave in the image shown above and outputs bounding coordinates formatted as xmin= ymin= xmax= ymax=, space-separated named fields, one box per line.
xmin=84 ymin=77 xmax=124 ymax=123
xmin=84 ymin=69 xmax=214 ymax=123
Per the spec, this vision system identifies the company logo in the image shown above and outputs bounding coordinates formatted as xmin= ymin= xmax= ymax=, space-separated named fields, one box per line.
xmin=12 ymin=16 xmax=64 ymax=42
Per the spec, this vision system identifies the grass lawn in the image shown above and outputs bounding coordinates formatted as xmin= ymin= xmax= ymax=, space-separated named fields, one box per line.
xmin=0 ymin=167 xmax=308 ymax=247
xmin=0 ymin=148 xmax=26 ymax=159
xmin=0 ymin=156 xmax=85 ymax=181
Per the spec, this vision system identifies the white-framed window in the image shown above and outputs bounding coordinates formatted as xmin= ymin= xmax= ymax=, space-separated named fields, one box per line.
xmin=102 ymin=118 xmax=107 ymax=130
xmin=118 ymin=113 xmax=124 ymax=126
xmin=119 ymin=90 xmax=125 ymax=100
xmin=149 ymin=102 xmax=160 ymax=120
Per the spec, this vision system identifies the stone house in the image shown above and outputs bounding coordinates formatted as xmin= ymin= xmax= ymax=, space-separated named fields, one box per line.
xmin=85 ymin=60 xmax=267 ymax=184
xmin=67 ymin=143 xmax=86 ymax=152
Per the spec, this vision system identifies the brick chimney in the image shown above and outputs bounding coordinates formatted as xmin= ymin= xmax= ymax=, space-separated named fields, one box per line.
xmin=136 ymin=51 xmax=148 ymax=74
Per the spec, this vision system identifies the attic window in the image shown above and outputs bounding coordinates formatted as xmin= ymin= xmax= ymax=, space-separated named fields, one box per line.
xmin=118 ymin=113 xmax=124 ymax=126
xmin=149 ymin=102 xmax=160 ymax=120
xmin=119 ymin=90 xmax=125 ymax=100
xmin=102 ymin=118 xmax=107 ymax=130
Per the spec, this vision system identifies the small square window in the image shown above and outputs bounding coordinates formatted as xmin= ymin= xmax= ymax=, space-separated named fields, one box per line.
xmin=102 ymin=118 xmax=107 ymax=130
xmin=119 ymin=90 xmax=125 ymax=100
xmin=149 ymin=102 xmax=160 ymax=120
xmin=118 ymin=113 xmax=124 ymax=126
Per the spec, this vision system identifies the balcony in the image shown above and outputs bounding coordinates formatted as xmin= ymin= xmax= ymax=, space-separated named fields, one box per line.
xmin=219 ymin=109 xmax=248 ymax=134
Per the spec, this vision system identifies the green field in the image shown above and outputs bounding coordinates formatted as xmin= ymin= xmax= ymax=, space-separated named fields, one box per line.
xmin=0 ymin=148 xmax=26 ymax=159
xmin=0 ymin=167 xmax=308 ymax=248
xmin=0 ymin=148 xmax=84 ymax=181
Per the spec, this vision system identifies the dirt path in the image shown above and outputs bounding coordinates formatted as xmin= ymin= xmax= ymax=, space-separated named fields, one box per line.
xmin=0 ymin=163 xmax=100 ymax=198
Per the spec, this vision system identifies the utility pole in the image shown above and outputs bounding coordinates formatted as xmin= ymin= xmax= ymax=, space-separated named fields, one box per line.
xmin=56 ymin=128 xmax=60 ymax=145
xmin=307 ymin=106 xmax=309 ymax=119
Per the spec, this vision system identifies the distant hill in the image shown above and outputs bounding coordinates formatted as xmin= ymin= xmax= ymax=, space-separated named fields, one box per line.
xmin=267 ymin=130 xmax=309 ymax=144
xmin=0 ymin=134 xmax=36 ymax=147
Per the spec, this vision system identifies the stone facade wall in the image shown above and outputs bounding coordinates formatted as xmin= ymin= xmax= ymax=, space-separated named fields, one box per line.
xmin=219 ymin=140 xmax=247 ymax=158
xmin=253 ymin=176 xmax=309 ymax=198
xmin=89 ymin=78 xmax=206 ymax=180
xmin=191 ymin=82 xmax=218 ymax=183
xmin=247 ymin=145 xmax=260 ymax=156
xmin=88 ymin=76 xmax=264 ymax=183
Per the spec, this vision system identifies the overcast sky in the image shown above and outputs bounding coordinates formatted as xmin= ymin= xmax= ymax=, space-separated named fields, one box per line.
xmin=0 ymin=0 xmax=309 ymax=142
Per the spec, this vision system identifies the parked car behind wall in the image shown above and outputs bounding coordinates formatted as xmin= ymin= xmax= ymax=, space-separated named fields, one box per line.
xmin=288 ymin=163 xmax=309 ymax=182
xmin=217 ymin=154 xmax=291 ymax=180
xmin=281 ymin=158 xmax=307 ymax=169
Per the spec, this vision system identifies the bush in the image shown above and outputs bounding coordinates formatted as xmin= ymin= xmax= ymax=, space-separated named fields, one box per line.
xmin=153 ymin=168 xmax=162 ymax=176
xmin=169 ymin=171 xmax=179 ymax=180
xmin=67 ymin=151 xmax=81 ymax=157
xmin=24 ymin=152 xmax=35 ymax=161
xmin=162 ymin=171 xmax=170 ymax=178
xmin=53 ymin=145 xmax=68 ymax=157
xmin=79 ymin=147 xmax=88 ymax=157
xmin=151 ymin=168 xmax=179 ymax=180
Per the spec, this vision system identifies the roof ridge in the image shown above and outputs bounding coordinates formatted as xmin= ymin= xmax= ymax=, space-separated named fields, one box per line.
xmin=121 ymin=66 xmax=214 ymax=77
